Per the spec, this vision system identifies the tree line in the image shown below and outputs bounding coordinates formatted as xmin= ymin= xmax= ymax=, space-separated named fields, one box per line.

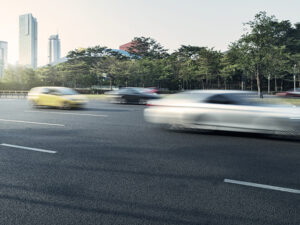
xmin=1 ymin=12 xmax=299 ymax=94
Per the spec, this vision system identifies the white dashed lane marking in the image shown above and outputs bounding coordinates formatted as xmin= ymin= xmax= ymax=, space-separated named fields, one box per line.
xmin=224 ymin=178 xmax=300 ymax=194
xmin=25 ymin=110 xmax=108 ymax=117
xmin=0 ymin=118 xmax=65 ymax=127
xmin=1 ymin=143 xmax=57 ymax=154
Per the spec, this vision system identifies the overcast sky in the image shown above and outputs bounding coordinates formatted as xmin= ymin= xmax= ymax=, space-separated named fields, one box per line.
xmin=0 ymin=0 xmax=299 ymax=66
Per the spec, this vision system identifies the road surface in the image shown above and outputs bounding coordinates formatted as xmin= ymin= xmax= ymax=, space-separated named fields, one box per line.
xmin=0 ymin=99 xmax=299 ymax=225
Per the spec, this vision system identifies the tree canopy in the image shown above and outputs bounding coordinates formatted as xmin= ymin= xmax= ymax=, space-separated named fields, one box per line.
xmin=1 ymin=12 xmax=299 ymax=93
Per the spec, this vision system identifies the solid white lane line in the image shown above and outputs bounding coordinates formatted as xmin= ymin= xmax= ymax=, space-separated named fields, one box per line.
xmin=224 ymin=179 xmax=300 ymax=194
xmin=25 ymin=111 xmax=108 ymax=117
xmin=1 ymin=143 xmax=57 ymax=154
xmin=0 ymin=118 xmax=65 ymax=127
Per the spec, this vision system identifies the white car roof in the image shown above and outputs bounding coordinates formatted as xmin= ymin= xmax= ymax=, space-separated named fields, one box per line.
xmin=183 ymin=90 xmax=256 ymax=95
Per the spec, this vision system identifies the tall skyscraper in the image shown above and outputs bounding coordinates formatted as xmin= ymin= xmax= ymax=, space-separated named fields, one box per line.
xmin=0 ymin=41 xmax=8 ymax=78
xmin=19 ymin=13 xmax=38 ymax=69
xmin=48 ymin=34 xmax=61 ymax=65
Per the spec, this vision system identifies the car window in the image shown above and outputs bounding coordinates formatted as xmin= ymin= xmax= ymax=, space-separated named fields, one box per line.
xmin=205 ymin=94 xmax=238 ymax=105
xmin=40 ymin=88 xmax=50 ymax=94
xmin=47 ymin=89 xmax=60 ymax=95
xmin=165 ymin=92 xmax=209 ymax=102
xmin=118 ymin=89 xmax=131 ymax=94
xmin=119 ymin=88 xmax=138 ymax=94
xmin=131 ymin=89 xmax=142 ymax=94
xmin=58 ymin=88 xmax=78 ymax=95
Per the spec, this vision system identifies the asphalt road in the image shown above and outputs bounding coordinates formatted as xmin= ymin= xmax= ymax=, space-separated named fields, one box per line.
xmin=0 ymin=99 xmax=299 ymax=225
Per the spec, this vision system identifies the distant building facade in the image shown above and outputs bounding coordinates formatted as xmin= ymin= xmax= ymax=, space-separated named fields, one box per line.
xmin=119 ymin=41 xmax=137 ymax=52
xmin=19 ymin=13 xmax=38 ymax=69
xmin=48 ymin=34 xmax=61 ymax=65
xmin=0 ymin=41 xmax=8 ymax=78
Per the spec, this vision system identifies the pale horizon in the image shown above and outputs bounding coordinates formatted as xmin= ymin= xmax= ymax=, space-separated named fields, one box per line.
xmin=0 ymin=0 xmax=299 ymax=67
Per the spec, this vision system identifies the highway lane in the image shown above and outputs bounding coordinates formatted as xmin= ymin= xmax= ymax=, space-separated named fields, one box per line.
xmin=0 ymin=99 xmax=299 ymax=225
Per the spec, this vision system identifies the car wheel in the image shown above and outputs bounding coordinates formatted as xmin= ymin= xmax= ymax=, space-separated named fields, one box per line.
xmin=193 ymin=115 xmax=219 ymax=131
xmin=28 ymin=100 xmax=38 ymax=108
xmin=109 ymin=96 xmax=121 ymax=104
xmin=120 ymin=98 xmax=127 ymax=104
xmin=160 ymin=123 xmax=185 ymax=132
xmin=61 ymin=101 xmax=71 ymax=110
xmin=138 ymin=98 xmax=147 ymax=105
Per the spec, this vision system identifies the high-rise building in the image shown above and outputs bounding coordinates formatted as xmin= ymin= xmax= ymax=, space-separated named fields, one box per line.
xmin=19 ymin=13 xmax=38 ymax=69
xmin=48 ymin=34 xmax=61 ymax=65
xmin=0 ymin=41 xmax=8 ymax=78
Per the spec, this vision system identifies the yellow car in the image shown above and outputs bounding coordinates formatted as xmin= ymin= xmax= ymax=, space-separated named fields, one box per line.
xmin=27 ymin=87 xmax=88 ymax=109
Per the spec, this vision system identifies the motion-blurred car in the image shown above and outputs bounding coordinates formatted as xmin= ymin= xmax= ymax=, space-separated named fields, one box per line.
xmin=277 ymin=88 xmax=300 ymax=97
xmin=106 ymin=87 xmax=160 ymax=104
xmin=144 ymin=90 xmax=300 ymax=136
xmin=27 ymin=87 xmax=88 ymax=109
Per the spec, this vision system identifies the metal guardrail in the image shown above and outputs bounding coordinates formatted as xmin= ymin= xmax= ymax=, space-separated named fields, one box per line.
xmin=0 ymin=91 xmax=28 ymax=98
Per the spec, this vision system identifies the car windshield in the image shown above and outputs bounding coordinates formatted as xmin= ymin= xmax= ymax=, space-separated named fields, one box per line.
xmin=118 ymin=88 xmax=148 ymax=94
xmin=57 ymin=88 xmax=78 ymax=95
xmin=165 ymin=92 xmax=211 ymax=102
xmin=165 ymin=92 xmax=260 ymax=105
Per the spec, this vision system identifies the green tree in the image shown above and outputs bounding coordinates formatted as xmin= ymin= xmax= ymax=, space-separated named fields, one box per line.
xmin=128 ymin=37 xmax=168 ymax=59
xmin=230 ymin=11 xmax=293 ymax=94
xmin=1 ymin=66 xmax=40 ymax=90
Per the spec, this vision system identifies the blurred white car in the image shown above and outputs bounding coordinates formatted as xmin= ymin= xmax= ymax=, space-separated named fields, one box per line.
xmin=144 ymin=90 xmax=300 ymax=136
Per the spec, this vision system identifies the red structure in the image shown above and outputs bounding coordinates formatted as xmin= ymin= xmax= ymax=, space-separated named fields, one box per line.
xmin=119 ymin=41 xmax=137 ymax=52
